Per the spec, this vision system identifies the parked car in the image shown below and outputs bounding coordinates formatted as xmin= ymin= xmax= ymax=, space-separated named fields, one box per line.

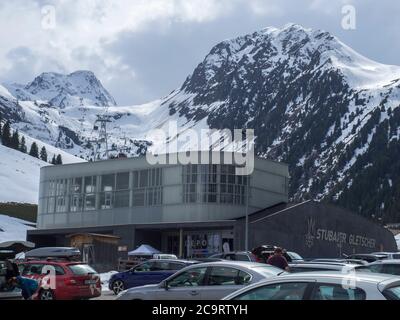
xmin=371 ymin=252 xmax=400 ymax=260
xmin=311 ymin=258 xmax=368 ymax=265
xmin=116 ymin=261 xmax=285 ymax=300
xmin=109 ymin=259 xmax=197 ymax=294
xmin=285 ymin=252 xmax=304 ymax=263
xmin=153 ymin=254 xmax=178 ymax=260
xmin=289 ymin=262 xmax=357 ymax=273
xmin=17 ymin=260 xmax=101 ymax=300
xmin=344 ymin=253 xmax=388 ymax=263
xmin=355 ymin=260 xmax=400 ymax=276
xmin=223 ymin=271 xmax=400 ymax=300
xmin=209 ymin=252 xmax=258 ymax=262
xmin=251 ymin=245 xmax=303 ymax=263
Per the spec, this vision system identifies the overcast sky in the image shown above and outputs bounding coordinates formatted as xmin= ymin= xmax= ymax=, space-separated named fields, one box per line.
xmin=0 ymin=0 xmax=399 ymax=105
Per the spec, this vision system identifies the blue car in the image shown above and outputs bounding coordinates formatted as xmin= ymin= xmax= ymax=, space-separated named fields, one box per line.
xmin=109 ymin=259 xmax=197 ymax=294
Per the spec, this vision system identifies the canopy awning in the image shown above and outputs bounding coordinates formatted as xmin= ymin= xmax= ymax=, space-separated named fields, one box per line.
xmin=128 ymin=244 xmax=161 ymax=256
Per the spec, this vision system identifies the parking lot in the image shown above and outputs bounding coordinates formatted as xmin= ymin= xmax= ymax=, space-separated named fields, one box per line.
xmin=92 ymin=291 xmax=117 ymax=301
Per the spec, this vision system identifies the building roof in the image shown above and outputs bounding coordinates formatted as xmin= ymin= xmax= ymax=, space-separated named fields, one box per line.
xmin=65 ymin=233 xmax=120 ymax=239
xmin=235 ymin=201 xmax=311 ymax=223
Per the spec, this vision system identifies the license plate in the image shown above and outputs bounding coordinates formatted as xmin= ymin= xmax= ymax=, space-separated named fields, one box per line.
xmin=84 ymin=280 xmax=97 ymax=285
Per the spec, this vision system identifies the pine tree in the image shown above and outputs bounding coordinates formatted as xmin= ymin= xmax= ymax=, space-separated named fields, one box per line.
xmin=51 ymin=155 xmax=56 ymax=165
xmin=19 ymin=136 xmax=27 ymax=153
xmin=2 ymin=121 xmax=11 ymax=147
xmin=56 ymin=154 xmax=63 ymax=165
xmin=29 ymin=142 xmax=39 ymax=158
xmin=40 ymin=146 xmax=48 ymax=162
xmin=11 ymin=130 xmax=20 ymax=150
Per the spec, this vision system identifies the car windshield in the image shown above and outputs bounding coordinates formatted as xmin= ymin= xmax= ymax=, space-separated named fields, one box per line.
xmin=252 ymin=265 xmax=284 ymax=276
xmin=288 ymin=252 xmax=302 ymax=260
xmin=68 ymin=264 xmax=97 ymax=275
xmin=383 ymin=286 xmax=400 ymax=300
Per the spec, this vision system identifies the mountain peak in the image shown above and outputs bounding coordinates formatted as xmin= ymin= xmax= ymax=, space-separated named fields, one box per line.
xmin=3 ymin=70 xmax=117 ymax=108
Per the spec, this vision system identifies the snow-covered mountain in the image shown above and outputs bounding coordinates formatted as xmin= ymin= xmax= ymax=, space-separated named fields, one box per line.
xmin=4 ymin=71 xmax=116 ymax=109
xmin=158 ymin=24 xmax=400 ymax=222
xmin=0 ymin=141 xmax=84 ymax=204
xmin=1 ymin=24 xmax=400 ymax=222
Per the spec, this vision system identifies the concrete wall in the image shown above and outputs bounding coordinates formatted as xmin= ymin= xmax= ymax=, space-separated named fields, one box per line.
xmin=234 ymin=202 xmax=397 ymax=257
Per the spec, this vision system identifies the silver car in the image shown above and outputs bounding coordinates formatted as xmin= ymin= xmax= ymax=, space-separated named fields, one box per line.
xmin=223 ymin=271 xmax=400 ymax=300
xmin=116 ymin=261 xmax=284 ymax=300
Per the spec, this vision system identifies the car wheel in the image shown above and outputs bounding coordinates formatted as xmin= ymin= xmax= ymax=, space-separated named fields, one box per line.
xmin=112 ymin=280 xmax=125 ymax=295
xmin=39 ymin=289 xmax=55 ymax=300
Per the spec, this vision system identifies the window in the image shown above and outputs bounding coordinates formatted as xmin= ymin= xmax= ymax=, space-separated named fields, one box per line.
xmin=167 ymin=263 xmax=186 ymax=271
xmin=235 ymin=254 xmax=251 ymax=262
xmin=234 ymin=282 xmax=309 ymax=301
xmin=134 ymin=262 xmax=155 ymax=272
xmin=132 ymin=189 xmax=145 ymax=207
xmin=114 ymin=190 xmax=130 ymax=208
xmin=383 ymin=286 xmax=400 ymax=300
xmin=382 ymin=264 xmax=400 ymax=276
xmin=361 ymin=264 xmax=383 ymax=273
xmin=311 ymin=283 xmax=366 ymax=300
xmin=41 ymin=265 xmax=65 ymax=276
xmin=23 ymin=264 xmax=44 ymax=276
xmin=70 ymin=178 xmax=83 ymax=212
xmin=184 ymin=164 xmax=248 ymax=205
xmin=84 ymin=194 xmax=96 ymax=211
xmin=290 ymin=267 xmax=331 ymax=273
xmin=68 ymin=264 xmax=97 ymax=275
xmin=84 ymin=176 xmax=97 ymax=193
xmin=139 ymin=170 xmax=148 ymax=188
xmin=208 ymin=267 xmax=251 ymax=286
xmin=116 ymin=172 xmax=129 ymax=190
xmin=168 ymin=267 xmax=208 ymax=288
xmin=55 ymin=179 xmax=68 ymax=213
xmin=132 ymin=169 xmax=162 ymax=207
xmin=101 ymin=174 xmax=115 ymax=209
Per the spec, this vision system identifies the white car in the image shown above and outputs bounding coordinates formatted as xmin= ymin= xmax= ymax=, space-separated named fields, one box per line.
xmin=117 ymin=261 xmax=285 ymax=300
xmin=223 ymin=271 xmax=400 ymax=300
xmin=153 ymin=254 xmax=178 ymax=260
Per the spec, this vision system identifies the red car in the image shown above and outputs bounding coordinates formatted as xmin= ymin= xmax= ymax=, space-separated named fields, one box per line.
xmin=17 ymin=260 xmax=101 ymax=300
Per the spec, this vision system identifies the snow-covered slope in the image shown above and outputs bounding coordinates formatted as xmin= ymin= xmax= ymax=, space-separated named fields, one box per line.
xmin=4 ymin=71 xmax=116 ymax=108
xmin=0 ymin=214 xmax=35 ymax=243
xmin=0 ymin=141 xmax=84 ymax=204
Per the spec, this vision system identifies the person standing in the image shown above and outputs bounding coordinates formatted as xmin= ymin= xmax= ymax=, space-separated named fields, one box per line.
xmin=267 ymin=247 xmax=290 ymax=272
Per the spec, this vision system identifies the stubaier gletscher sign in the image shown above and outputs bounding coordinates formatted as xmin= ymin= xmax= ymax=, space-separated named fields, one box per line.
xmin=305 ymin=217 xmax=376 ymax=249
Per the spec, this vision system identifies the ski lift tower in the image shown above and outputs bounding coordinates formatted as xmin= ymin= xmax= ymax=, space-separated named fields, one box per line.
xmin=92 ymin=114 xmax=113 ymax=160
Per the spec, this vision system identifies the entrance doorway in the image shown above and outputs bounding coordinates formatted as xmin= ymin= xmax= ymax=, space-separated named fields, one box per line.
xmin=164 ymin=229 xmax=234 ymax=258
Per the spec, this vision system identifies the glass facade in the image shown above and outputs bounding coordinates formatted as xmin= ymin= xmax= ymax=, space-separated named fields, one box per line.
xmin=40 ymin=164 xmax=249 ymax=215
xmin=183 ymin=164 xmax=249 ymax=205
xmin=41 ymin=168 xmax=163 ymax=214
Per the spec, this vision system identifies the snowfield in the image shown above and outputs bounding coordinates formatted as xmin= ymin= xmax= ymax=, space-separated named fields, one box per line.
xmin=0 ymin=214 xmax=35 ymax=243
xmin=0 ymin=143 xmax=84 ymax=204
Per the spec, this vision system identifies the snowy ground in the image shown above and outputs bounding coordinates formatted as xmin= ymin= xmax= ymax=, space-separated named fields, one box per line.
xmin=0 ymin=142 xmax=84 ymax=204
xmin=0 ymin=214 xmax=35 ymax=243
xmin=99 ymin=271 xmax=118 ymax=292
